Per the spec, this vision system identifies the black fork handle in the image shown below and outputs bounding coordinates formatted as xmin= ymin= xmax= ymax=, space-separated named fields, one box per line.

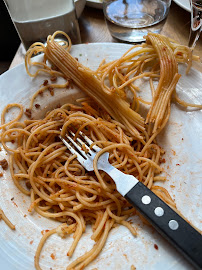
xmin=125 ymin=182 xmax=202 ymax=270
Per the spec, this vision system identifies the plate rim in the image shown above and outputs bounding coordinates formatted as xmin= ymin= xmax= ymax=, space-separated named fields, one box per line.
xmin=173 ymin=0 xmax=191 ymax=12
xmin=86 ymin=0 xmax=103 ymax=9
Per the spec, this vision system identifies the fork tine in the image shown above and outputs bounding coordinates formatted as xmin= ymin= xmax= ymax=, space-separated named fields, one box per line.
xmin=65 ymin=133 xmax=90 ymax=159
xmin=79 ymin=131 xmax=101 ymax=152
xmin=59 ymin=135 xmax=86 ymax=163
xmin=69 ymin=131 xmax=95 ymax=156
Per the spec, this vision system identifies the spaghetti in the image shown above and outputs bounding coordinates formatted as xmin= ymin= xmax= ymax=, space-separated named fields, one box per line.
xmin=1 ymin=100 xmax=172 ymax=270
xmin=0 ymin=208 xmax=15 ymax=230
xmin=0 ymin=31 xmax=201 ymax=269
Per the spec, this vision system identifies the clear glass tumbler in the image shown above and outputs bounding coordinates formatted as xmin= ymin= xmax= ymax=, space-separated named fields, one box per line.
xmin=3 ymin=0 xmax=81 ymax=50
xmin=103 ymin=0 xmax=171 ymax=43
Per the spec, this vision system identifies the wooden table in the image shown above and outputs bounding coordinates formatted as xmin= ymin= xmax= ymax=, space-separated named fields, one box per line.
xmin=10 ymin=2 xmax=202 ymax=71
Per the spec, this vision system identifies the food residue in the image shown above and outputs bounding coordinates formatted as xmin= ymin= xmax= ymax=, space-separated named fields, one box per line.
xmin=48 ymin=87 xmax=54 ymax=96
xmin=172 ymin=150 xmax=176 ymax=156
xmin=0 ymin=172 xmax=3 ymax=177
xmin=123 ymin=253 xmax=128 ymax=261
xmin=41 ymin=229 xmax=49 ymax=235
xmin=12 ymin=201 xmax=18 ymax=207
xmin=50 ymin=76 xmax=57 ymax=82
xmin=154 ymin=244 xmax=159 ymax=250
xmin=159 ymin=158 xmax=166 ymax=164
xmin=30 ymin=240 xmax=33 ymax=245
xmin=25 ymin=108 xmax=32 ymax=119
xmin=39 ymin=90 xmax=43 ymax=96
xmin=0 ymin=159 xmax=8 ymax=170
xmin=35 ymin=104 xmax=40 ymax=109
xmin=43 ymin=79 xmax=48 ymax=86
xmin=51 ymin=64 xmax=59 ymax=71
xmin=81 ymin=144 xmax=89 ymax=154
xmin=50 ymin=253 xmax=56 ymax=260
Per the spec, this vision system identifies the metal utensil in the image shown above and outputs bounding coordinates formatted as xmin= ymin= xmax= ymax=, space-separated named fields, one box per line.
xmin=60 ymin=130 xmax=202 ymax=270
xmin=188 ymin=0 xmax=202 ymax=48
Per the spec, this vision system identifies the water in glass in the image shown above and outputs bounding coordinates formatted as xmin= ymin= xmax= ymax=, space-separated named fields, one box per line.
xmin=103 ymin=0 xmax=171 ymax=42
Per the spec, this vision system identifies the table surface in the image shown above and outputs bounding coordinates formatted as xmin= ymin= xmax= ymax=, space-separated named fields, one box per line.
xmin=9 ymin=2 xmax=202 ymax=72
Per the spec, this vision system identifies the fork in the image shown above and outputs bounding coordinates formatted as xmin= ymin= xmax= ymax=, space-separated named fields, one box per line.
xmin=60 ymin=131 xmax=202 ymax=270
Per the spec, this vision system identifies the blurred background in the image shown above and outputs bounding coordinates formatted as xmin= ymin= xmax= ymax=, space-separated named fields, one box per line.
xmin=0 ymin=1 xmax=20 ymax=74
xmin=0 ymin=1 xmax=201 ymax=75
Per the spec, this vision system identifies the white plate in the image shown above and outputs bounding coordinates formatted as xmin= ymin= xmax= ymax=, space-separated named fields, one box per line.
xmin=173 ymin=0 xmax=191 ymax=12
xmin=0 ymin=43 xmax=202 ymax=270
xmin=86 ymin=0 xmax=103 ymax=9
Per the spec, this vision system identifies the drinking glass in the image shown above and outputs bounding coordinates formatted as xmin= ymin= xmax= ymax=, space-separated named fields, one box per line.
xmin=3 ymin=0 xmax=81 ymax=50
xmin=103 ymin=0 xmax=171 ymax=43
xmin=188 ymin=0 xmax=202 ymax=48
